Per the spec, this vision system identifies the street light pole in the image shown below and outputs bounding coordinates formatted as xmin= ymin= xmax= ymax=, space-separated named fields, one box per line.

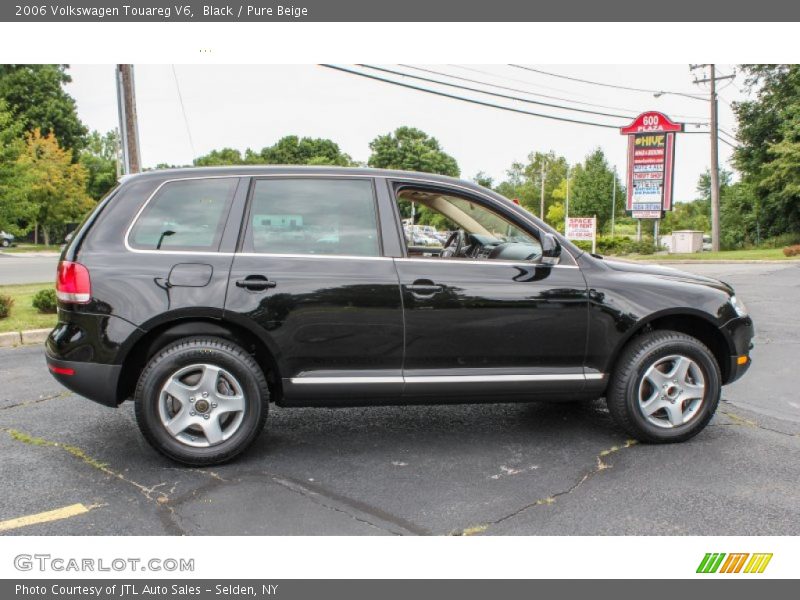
xmin=564 ymin=166 xmax=570 ymax=231
xmin=539 ymin=160 xmax=547 ymax=221
xmin=611 ymin=166 xmax=617 ymax=238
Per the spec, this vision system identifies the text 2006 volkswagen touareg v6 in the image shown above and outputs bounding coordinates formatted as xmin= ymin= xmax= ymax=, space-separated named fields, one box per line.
xmin=46 ymin=167 xmax=754 ymax=465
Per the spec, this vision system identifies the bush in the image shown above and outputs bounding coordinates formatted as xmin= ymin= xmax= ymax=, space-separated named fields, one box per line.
xmin=569 ymin=235 xmax=660 ymax=256
xmin=783 ymin=244 xmax=800 ymax=257
xmin=0 ymin=294 xmax=14 ymax=319
xmin=763 ymin=233 xmax=800 ymax=249
xmin=32 ymin=288 xmax=58 ymax=314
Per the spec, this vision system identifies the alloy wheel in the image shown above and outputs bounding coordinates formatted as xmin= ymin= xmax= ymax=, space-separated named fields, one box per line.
xmin=637 ymin=354 xmax=706 ymax=428
xmin=158 ymin=363 xmax=246 ymax=447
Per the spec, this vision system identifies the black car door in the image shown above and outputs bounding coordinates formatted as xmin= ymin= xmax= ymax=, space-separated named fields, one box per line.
xmin=223 ymin=176 xmax=405 ymax=405
xmin=390 ymin=181 xmax=590 ymax=398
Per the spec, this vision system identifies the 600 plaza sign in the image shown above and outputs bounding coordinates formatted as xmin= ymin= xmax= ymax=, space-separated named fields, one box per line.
xmin=620 ymin=112 xmax=683 ymax=219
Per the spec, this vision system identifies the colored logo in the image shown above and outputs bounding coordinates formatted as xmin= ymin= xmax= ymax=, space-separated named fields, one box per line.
xmin=697 ymin=553 xmax=773 ymax=574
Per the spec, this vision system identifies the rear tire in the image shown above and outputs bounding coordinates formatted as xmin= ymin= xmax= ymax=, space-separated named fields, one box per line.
xmin=1 ymin=239 xmax=9 ymax=248
xmin=134 ymin=336 xmax=268 ymax=465
xmin=606 ymin=330 xmax=721 ymax=443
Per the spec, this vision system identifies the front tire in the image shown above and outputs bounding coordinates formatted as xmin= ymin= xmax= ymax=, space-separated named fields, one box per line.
xmin=606 ymin=330 xmax=721 ymax=443
xmin=134 ymin=337 xmax=269 ymax=465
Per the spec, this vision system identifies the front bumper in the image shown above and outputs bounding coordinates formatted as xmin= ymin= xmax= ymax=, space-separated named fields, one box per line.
xmin=721 ymin=315 xmax=755 ymax=385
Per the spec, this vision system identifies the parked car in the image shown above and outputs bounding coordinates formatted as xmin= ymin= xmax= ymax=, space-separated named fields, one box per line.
xmin=46 ymin=167 xmax=754 ymax=465
xmin=0 ymin=230 xmax=14 ymax=248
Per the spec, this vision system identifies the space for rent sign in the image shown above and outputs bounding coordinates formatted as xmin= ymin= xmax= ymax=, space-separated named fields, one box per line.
xmin=566 ymin=216 xmax=597 ymax=252
xmin=620 ymin=112 xmax=683 ymax=219
xmin=566 ymin=217 xmax=596 ymax=241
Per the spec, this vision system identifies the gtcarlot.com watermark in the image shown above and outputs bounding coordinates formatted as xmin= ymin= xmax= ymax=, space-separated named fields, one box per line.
xmin=14 ymin=554 xmax=195 ymax=572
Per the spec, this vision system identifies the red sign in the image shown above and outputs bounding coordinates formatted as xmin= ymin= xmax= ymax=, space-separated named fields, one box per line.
xmin=620 ymin=112 xmax=683 ymax=215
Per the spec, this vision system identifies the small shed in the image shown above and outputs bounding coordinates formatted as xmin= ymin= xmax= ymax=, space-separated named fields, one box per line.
xmin=671 ymin=230 xmax=704 ymax=254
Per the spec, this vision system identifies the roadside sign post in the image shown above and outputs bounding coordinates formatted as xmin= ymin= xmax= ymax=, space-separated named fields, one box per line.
xmin=620 ymin=112 xmax=683 ymax=249
xmin=566 ymin=216 xmax=597 ymax=254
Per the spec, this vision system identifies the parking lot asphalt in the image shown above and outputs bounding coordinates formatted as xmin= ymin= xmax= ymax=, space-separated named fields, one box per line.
xmin=0 ymin=261 xmax=798 ymax=535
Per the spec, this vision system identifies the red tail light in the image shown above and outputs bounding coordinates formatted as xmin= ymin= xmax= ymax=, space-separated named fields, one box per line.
xmin=56 ymin=261 xmax=91 ymax=304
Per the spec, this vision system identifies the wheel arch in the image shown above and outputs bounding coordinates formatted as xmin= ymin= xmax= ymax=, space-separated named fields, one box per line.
xmin=606 ymin=309 xmax=735 ymax=386
xmin=116 ymin=317 xmax=282 ymax=405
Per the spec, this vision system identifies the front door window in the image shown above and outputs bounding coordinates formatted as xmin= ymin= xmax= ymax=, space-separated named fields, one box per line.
xmin=397 ymin=188 xmax=542 ymax=262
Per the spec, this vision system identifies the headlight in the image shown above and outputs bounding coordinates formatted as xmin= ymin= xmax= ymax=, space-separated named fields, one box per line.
xmin=730 ymin=295 xmax=748 ymax=317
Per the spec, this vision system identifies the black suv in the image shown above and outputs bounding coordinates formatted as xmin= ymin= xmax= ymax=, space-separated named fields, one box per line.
xmin=46 ymin=167 xmax=753 ymax=465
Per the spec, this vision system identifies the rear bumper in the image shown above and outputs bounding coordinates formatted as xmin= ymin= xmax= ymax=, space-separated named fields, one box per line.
xmin=45 ymin=354 xmax=122 ymax=407
xmin=44 ymin=309 xmax=139 ymax=407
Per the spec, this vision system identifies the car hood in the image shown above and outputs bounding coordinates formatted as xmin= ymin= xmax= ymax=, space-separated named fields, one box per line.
xmin=602 ymin=259 xmax=734 ymax=295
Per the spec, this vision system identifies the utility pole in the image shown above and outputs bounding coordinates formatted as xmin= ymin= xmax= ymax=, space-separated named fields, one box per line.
xmin=692 ymin=64 xmax=734 ymax=252
xmin=539 ymin=160 xmax=547 ymax=220
xmin=116 ymin=64 xmax=141 ymax=174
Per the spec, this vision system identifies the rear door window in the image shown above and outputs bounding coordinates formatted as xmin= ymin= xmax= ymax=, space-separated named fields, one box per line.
xmin=243 ymin=178 xmax=381 ymax=257
xmin=129 ymin=178 xmax=238 ymax=251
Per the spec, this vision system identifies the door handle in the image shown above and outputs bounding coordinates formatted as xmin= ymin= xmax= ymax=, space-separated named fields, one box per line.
xmin=407 ymin=280 xmax=443 ymax=296
xmin=235 ymin=275 xmax=277 ymax=291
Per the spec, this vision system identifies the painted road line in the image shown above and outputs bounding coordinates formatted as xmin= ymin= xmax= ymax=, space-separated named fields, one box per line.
xmin=0 ymin=503 xmax=92 ymax=532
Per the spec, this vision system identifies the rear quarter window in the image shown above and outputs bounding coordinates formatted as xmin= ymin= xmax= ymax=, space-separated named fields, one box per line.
xmin=128 ymin=178 xmax=238 ymax=251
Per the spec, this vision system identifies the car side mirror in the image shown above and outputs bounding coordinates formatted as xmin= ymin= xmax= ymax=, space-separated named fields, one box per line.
xmin=540 ymin=233 xmax=561 ymax=266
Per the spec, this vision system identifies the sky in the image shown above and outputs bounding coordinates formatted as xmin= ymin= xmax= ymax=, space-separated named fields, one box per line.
xmin=64 ymin=64 xmax=749 ymax=203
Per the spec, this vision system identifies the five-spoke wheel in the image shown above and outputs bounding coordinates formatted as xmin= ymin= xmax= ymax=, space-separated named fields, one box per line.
xmin=158 ymin=364 xmax=247 ymax=447
xmin=607 ymin=330 xmax=721 ymax=443
xmin=135 ymin=337 xmax=269 ymax=465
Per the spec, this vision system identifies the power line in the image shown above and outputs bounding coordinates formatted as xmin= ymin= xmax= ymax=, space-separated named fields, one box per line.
xmin=450 ymin=64 xmax=708 ymax=120
xmin=510 ymin=64 xmax=707 ymax=100
xmin=320 ymin=64 xmax=621 ymax=129
xmin=360 ymin=64 xmax=634 ymax=120
xmin=406 ymin=64 xmax=639 ymax=115
xmin=718 ymin=128 xmax=739 ymax=143
xmin=171 ymin=65 xmax=196 ymax=158
xmin=452 ymin=64 xmax=602 ymax=98
xmin=454 ymin=65 xmax=707 ymax=125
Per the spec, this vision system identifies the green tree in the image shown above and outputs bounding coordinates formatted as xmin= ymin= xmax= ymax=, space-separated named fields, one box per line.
xmin=16 ymin=129 xmax=93 ymax=245
xmin=568 ymin=148 xmax=624 ymax=233
xmin=473 ymin=171 xmax=494 ymax=189
xmin=0 ymin=100 xmax=32 ymax=236
xmin=522 ymin=151 xmax=569 ymax=218
xmin=661 ymin=200 xmax=711 ymax=234
xmin=194 ymin=136 xmax=355 ymax=167
xmin=494 ymin=150 xmax=569 ymax=220
xmin=0 ymin=65 xmax=87 ymax=153
xmin=734 ymin=64 xmax=800 ymax=238
xmin=368 ymin=127 xmax=459 ymax=176
xmin=545 ymin=202 xmax=565 ymax=233
xmin=495 ymin=161 xmax=537 ymax=208
xmin=79 ymin=130 xmax=119 ymax=200
xmin=720 ymin=180 xmax=760 ymax=248
xmin=193 ymin=147 xmax=245 ymax=166
xmin=249 ymin=135 xmax=354 ymax=166
xmin=758 ymin=105 xmax=800 ymax=236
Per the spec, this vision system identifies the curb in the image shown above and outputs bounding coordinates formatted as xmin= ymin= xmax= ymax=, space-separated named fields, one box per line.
xmin=0 ymin=328 xmax=50 ymax=348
